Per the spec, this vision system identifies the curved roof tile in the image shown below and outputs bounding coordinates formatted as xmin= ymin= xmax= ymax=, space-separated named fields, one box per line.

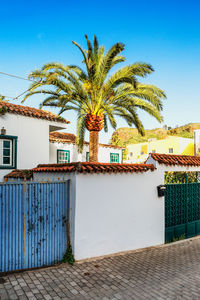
xmin=0 ymin=101 xmax=69 ymax=124
xmin=151 ymin=153 xmax=200 ymax=166
xmin=32 ymin=162 xmax=155 ymax=174
xmin=49 ymin=131 xmax=124 ymax=149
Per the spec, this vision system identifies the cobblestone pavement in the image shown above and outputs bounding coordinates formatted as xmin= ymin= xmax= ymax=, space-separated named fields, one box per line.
xmin=1 ymin=238 xmax=200 ymax=300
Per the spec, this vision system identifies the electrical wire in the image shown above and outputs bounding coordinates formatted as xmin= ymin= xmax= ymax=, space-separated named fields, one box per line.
xmin=0 ymin=86 xmax=35 ymax=100
xmin=0 ymin=71 xmax=35 ymax=82
xmin=0 ymin=71 xmax=40 ymax=100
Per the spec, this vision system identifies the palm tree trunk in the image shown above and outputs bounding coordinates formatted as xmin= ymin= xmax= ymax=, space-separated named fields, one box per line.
xmin=89 ymin=131 xmax=99 ymax=162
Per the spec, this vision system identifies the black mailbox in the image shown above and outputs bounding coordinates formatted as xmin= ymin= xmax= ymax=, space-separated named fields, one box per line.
xmin=157 ymin=185 xmax=166 ymax=197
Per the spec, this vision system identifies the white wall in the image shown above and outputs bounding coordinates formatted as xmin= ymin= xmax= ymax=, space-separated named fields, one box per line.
xmin=0 ymin=113 xmax=65 ymax=181
xmin=23 ymin=158 xmax=200 ymax=260
xmin=49 ymin=141 xmax=122 ymax=163
xmin=49 ymin=142 xmax=76 ymax=163
xmin=33 ymin=169 xmax=164 ymax=260
xmin=74 ymin=172 xmax=164 ymax=260
xmin=98 ymin=146 xmax=122 ymax=163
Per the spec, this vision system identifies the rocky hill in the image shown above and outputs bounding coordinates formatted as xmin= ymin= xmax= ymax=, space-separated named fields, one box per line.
xmin=110 ymin=123 xmax=200 ymax=147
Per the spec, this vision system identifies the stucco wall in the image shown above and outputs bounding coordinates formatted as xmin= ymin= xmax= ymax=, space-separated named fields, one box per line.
xmin=0 ymin=113 xmax=65 ymax=181
xmin=50 ymin=142 xmax=123 ymax=163
xmin=74 ymin=172 xmax=164 ymax=260
xmin=98 ymin=146 xmax=122 ymax=163
xmin=33 ymin=169 xmax=164 ymax=260
xmin=126 ymin=136 xmax=194 ymax=163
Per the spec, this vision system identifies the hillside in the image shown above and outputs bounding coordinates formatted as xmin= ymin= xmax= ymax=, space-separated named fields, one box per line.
xmin=110 ymin=123 xmax=200 ymax=147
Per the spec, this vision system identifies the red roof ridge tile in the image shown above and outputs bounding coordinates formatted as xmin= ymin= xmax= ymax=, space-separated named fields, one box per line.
xmin=0 ymin=101 xmax=69 ymax=124
xmin=4 ymin=169 xmax=33 ymax=179
xmin=150 ymin=153 xmax=200 ymax=166
xmin=49 ymin=132 xmax=124 ymax=149
xmin=32 ymin=161 xmax=155 ymax=174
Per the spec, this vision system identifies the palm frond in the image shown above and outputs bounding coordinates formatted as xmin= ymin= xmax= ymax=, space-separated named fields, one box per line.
xmin=23 ymin=35 xmax=166 ymax=149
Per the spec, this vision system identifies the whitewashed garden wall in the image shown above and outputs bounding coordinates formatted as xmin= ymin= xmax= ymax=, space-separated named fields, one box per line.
xmin=33 ymin=169 xmax=164 ymax=260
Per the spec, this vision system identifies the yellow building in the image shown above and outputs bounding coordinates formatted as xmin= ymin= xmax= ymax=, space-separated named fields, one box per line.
xmin=126 ymin=136 xmax=194 ymax=163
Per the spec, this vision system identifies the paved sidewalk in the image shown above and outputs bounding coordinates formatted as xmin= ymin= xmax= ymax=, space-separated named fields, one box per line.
xmin=1 ymin=238 xmax=200 ymax=299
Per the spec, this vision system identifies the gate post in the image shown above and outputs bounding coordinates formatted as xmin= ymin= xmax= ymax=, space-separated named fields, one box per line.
xmin=186 ymin=182 xmax=189 ymax=238
xmin=66 ymin=180 xmax=72 ymax=247
xmin=23 ymin=183 xmax=26 ymax=268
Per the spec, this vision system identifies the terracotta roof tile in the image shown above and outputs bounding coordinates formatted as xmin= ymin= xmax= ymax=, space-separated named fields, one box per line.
xmin=49 ymin=132 xmax=124 ymax=149
xmin=4 ymin=169 xmax=33 ymax=180
xmin=32 ymin=162 xmax=155 ymax=174
xmin=0 ymin=101 xmax=69 ymax=124
xmin=50 ymin=132 xmax=76 ymax=143
xmin=151 ymin=153 xmax=200 ymax=166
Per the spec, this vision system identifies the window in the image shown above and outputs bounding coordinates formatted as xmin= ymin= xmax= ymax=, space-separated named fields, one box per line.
xmin=152 ymin=150 xmax=156 ymax=153
xmin=0 ymin=135 xmax=17 ymax=169
xmin=169 ymin=148 xmax=173 ymax=154
xmin=110 ymin=153 xmax=119 ymax=163
xmin=86 ymin=152 xmax=89 ymax=162
xmin=57 ymin=150 xmax=70 ymax=163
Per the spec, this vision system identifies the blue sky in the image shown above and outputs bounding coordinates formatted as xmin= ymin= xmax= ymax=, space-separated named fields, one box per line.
xmin=1 ymin=0 xmax=200 ymax=143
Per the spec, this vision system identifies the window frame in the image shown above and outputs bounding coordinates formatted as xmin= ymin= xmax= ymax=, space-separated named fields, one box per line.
xmin=0 ymin=135 xmax=17 ymax=169
xmin=110 ymin=153 xmax=119 ymax=163
xmin=86 ymin=152 xmax=89 ymax=162
xmin=57 ymin=150 xmax=70 ymax=163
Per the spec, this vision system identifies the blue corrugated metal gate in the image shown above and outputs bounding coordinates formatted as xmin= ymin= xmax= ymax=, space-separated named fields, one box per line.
xmin=0 ymin=181 xmax=69 ymax=273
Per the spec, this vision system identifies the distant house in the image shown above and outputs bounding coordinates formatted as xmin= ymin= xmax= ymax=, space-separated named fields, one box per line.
xmin=49 ymin=132 xmax=124 ymax=164
xmin=126 ymin=136 xmax=194 ymax=163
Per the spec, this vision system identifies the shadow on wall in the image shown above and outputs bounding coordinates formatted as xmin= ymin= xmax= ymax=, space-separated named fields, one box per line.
xmin=181 ymin=143 xmax=194 ymax=155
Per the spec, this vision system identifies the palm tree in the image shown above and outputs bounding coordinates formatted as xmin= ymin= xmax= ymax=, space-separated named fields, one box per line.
xmin=0 ymin=95 xmax=8 ymax=115
xmin=22 ymin=35 xmax=166 ymax=162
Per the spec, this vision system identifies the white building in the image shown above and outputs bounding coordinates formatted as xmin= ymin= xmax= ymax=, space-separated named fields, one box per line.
xmin=49 ymin=132 xmax=123 ymax=164
xmin=0 ymin=101 xmax=68 ymax=182
xmin=0 ymin=101 xmax=123 ymax=181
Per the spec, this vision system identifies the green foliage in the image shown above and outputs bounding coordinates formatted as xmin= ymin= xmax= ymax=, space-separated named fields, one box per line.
xmin=0 ymin=96 xmax=8 ymax=116
xmin=166 ymin=234 xmax=185 ymax=244
xmin=110 ymin=122 xmax=200 ymax=148
xmin=63 ymin=244 xmax=75 ymax=265
xmin=173 ymin=234 xmax=185 ymax=242
xmin=110 ymin=127 xmax=168 ymax=147
xmin=171 ymin=131 xmax=193 ymax=139
xmin=122 ymin=148 xmax=128 ymax=161
xmin=165 ymin=172 xmax=198 ymax=184
xmin=168 ymin=123 xmax=200 ymax=139
xmin=0 ymin=95 xmax=5 ymax=101
xmin=0 ymin=105 xmax=7 ymax=116
xmin=23 ymin=35 xmax=166 ymax=152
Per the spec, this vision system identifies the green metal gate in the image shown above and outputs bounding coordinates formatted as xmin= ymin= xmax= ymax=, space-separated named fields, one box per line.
xmin=165 ymin=183 xmax=200 ymax=242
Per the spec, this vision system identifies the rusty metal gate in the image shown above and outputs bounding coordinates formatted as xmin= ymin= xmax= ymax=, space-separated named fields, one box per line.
xmin=0 ymin=181 xmax=69 ymax=273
